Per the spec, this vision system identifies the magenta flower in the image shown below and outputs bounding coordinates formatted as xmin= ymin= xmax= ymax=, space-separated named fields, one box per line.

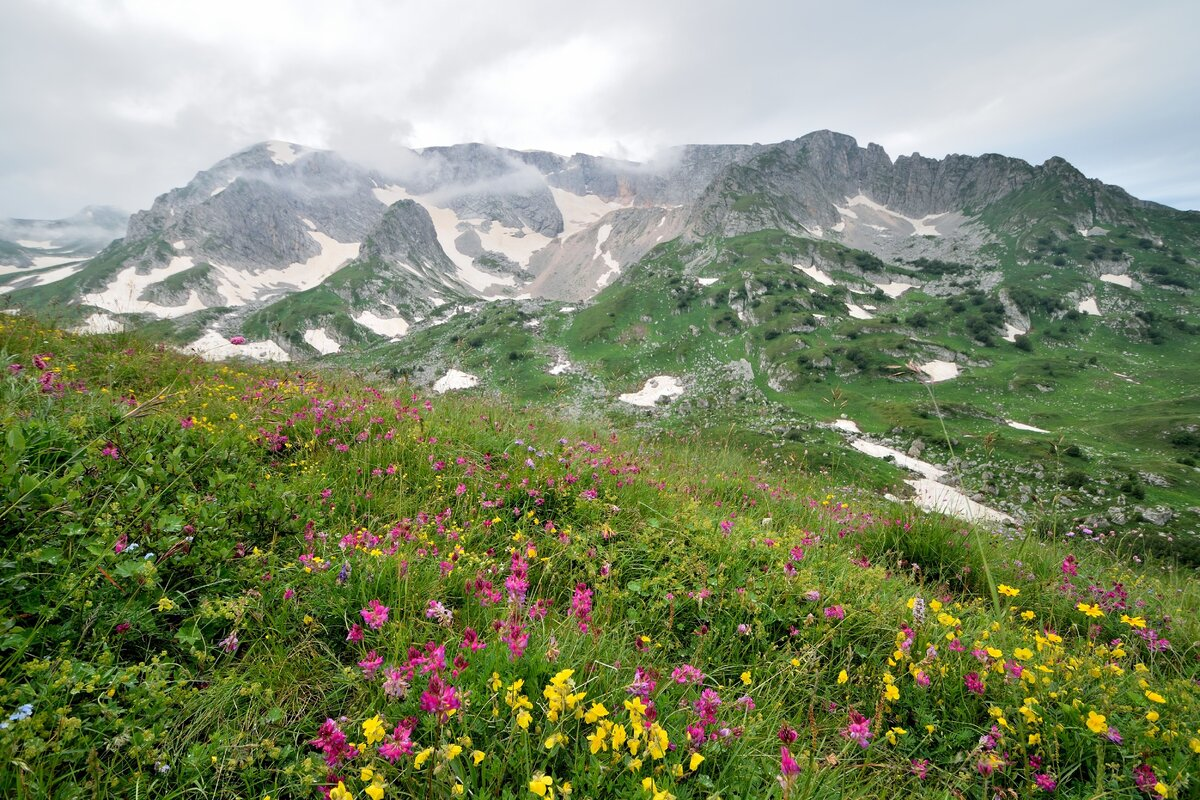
xmin=358 ymin=650 xmax=383 ymax=678
xmin=101 ymin=443 xmax=120 ymax=460
xmin=671 ymin=664 xmax=705 ymax=684
xmin=571 ymin=582 xmax=594 ymax=633
xmin=229 ymin=335 xmax=246 ymax=345
xmin=965 ymin=672 xmax=985 ymax=696
xmin=218 ymin=632 xmax=239 ymax=653
xmin=378 ymin=717 xmax=417 ymax=762
xmin=780 ymin=746 xmax=801 ymax=777
xmin=824 ymin=605 xmax=845 ymax=620
xmin=1133 ymin=764 xmax=1159 ymax=794
xmin=460 ymin=627 xmax=487 ymax=652
xmin=1035 ymin=773 xmax=1057 ymax=792
xmin=911 ymin=759 xmax=930 ymax=780
xmin=499 ymin=616 xmax=528 ymax=660
xmin=418 ymin=674 xmax=460 ymax=723
xmin=841 ymin=710 xmax=872 ymax=748
xmin=360 ymin=599 xmax=390 ymax=630
xmin=309 ymin=718 xmax=355 ymax=767
xmin=346 ymin=623 xmax=363 ymax=643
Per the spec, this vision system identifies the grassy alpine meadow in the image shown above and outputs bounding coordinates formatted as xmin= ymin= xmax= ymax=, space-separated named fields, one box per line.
xmin=1 ymin=313 xmax=1198 ymax=800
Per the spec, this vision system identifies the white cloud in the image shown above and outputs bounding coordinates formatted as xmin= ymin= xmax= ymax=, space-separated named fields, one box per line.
xmin=2 ymin=0 xmax=1198 ymax=217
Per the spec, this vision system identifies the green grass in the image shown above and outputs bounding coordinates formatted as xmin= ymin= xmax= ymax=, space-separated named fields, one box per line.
xmin=1 ymin=313 xmax=1197 ymax=799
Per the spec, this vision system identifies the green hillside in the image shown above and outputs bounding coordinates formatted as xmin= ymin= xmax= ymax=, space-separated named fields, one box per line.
xmin=3 ymin=313 xmax=1196 ymax=799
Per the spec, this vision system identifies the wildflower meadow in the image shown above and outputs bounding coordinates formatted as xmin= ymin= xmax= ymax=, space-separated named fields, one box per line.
xmin=0 ymin=314 xmax=1197 ymax=799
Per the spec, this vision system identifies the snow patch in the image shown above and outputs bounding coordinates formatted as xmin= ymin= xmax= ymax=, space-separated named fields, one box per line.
xmin=72 ymin=313 xmax=123 ymax=334
xmin=618 ymin=375 xmax=684 ymax=407
xmin=874 ymin=281 xmax=915 ymax=298
xmin=16 ymin=239 xmax=55 ymax=249
xmin=353 ymin=310 xmax=409 ymax=339
xmin=835 ymin=194 xmax=947 ymax=237
xmin=794 ymin=264 xmax=835 ymax=285
xmin=1001 ymin=324 xmax=1027 ymax=343
xmin=302 ymin=328 xmax=341 ymax=355
xmin=548 ymin=359 xmax=572 ymax=375
xmin=209 ymin=232 xmax=360 ymax=306
xmin=697 ymin=277 xmax=718 ymax=286
xmin=373 ymin=185 xmax=521 ymax=293
xmin=917 ymin=360 xmax=959 ymax=382
xmin=1099 ymin=273 xmax=1133 ymax=288
xmin=80 ymin=256 xmax=207 ymax=318
xmin=1077 ymin=297 xmax=1101 ymax=316
xmin=845 ymin=303 xmax=874 ymax=320
xmin=266 ymin=141 xmax=302 ymax=165
xmin=183 ymin=331 xmax=291 ymax=362
xmin=593 ymin=223 xmax=622 ymax=289
xmin=850 ymin=440 xmax=1012 ymax=523
xmin=31 ymin=255 xmax=85 ymax=269
xmin=1006 ymin=420 xmax=1049 ymax=433
xmin=549 ymin=187 xmax=625 ymax=239
xmin=172 ymin=240 xmax=186 ymax=250
xmin=832 ymin=418 xmax=860 ymax=433
xmin=433 ymin=369 xmax=479 ymax=393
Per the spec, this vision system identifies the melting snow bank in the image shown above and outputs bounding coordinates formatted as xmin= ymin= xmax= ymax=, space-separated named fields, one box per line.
xmin=917 ymin=360 xmax=959 ymax=382
xmin=1001 ymin=324 xmax=1027 ymax=343
xmin=794 ymin=264 xmax=836 ymax=285
xmin=874 ymin=281 xmax=915 ymax=298
xmin=1077 ymin=297 xmax=1101 ymax=316
xmin=618 ymin=376 xmax=684 ymax=407
xmin=849 ymin=439 xmax=1014 ymax=524
xmin=1006 ymin=420 xmax=1050 ymax=433
xmin=72 ymin=313 xmax=123 ymax=334
xmin=354 ymin=310 xmax=409 ymax=339
xmin=433 ymin=369 xmax=479 ymax=394
xmin=831 ymin=418 xmax=861 ymax=433
xmin=845 ymin=303 xmax=874 ymax=320
xmin=302 ymin=328 xmax=341 ymax=355
xmin=183 ymin=331 xmax=290 ymax=362
xmin=548 ymin=360 xmax=572 ymax=376
xmin=1099 ymin=273 xmax=1133 ymax=288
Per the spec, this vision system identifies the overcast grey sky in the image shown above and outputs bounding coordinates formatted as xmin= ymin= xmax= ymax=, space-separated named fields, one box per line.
xmin=3 ymin=0 xmax=1198 ymax=218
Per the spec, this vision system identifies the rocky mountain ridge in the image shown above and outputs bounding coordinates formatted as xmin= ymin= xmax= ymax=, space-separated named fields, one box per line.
xmin=2 ymin=131 xmax=1195 ymax=360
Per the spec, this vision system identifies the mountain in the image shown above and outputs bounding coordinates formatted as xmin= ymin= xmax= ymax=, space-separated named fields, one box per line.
xmin=0 ymin=206 xmax=128 ymax=301
xmin=3 ymin=132 xmax=1197 ymax=556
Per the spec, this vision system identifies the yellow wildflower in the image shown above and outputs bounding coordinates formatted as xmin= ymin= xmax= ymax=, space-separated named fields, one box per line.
xmin=1121 ymin=614 xmax=1147 ymax=628
xmin=837 ymin=669 xmax=849 ymax=684
xmin=472 ymin=749 xmax=486 ymax=765
xmin=1085 ymin=711 xmax=1107 ymax=734
xmin=741 ymin=671 xmax=752 ymax=686
xmin=1077 ymin=603 xmax=1104 ymax=618
xmin=414 ymin=747 xmax=434 ymax=769
xmin=362 ymin=715 xmax=386 ymax=746
xmin=998 ymin=584 xmax=1020 ymax=598
xmin=689 ymin=752 xmax=705 ymax=770
xmin=529 ymin=773 xmax=553 ymax=797
xmin=1145 ymin=690 xmax=1166 ymax=704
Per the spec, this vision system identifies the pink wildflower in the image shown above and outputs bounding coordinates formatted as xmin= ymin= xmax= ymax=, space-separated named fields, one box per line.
xmin=841 ymin=711 xmax=872 ymax=748
xmin=358 ymin=650 xmax=383 ymax=678
xmin=360 ymin=599 xmax=389 ymax=630
xmin=346 ymin=623 xmax=363 ymax=643
xmin=229 ymin=336 xmax=246 ymax=345
xmin=824 ymin=605 xmax=846 ymax=620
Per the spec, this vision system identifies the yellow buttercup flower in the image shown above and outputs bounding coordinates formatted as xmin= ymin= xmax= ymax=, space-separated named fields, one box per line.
xmin=472 ymin=749 xmax=487 ymax=765
xmin=1085 ymin=710 xmax=1107 ymax=734
xmin=1145 ymin=690 xmax=1166 ymax=704
xmin=529 ymin=773 xmax=553 ymax=797
xmin=689 ymin=752 xmax=705 ymax=770
xmin=998 ymin=584 xmax=1020 ymax=598
xmin=837 ymin=669 xmax=849 ymax=684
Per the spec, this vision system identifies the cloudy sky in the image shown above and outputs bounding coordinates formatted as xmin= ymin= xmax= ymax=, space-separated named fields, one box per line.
xmin=3 ymin=0 xmax=1198 ymax=218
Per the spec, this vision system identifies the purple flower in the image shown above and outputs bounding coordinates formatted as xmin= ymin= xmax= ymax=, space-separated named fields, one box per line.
xmin=965 ymin=672 xmax=985 ymax=696
xmin=824 ymin=605 xmax=845 ymax=620
xmin=228 ymin=336 xmax=247 ymax=345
